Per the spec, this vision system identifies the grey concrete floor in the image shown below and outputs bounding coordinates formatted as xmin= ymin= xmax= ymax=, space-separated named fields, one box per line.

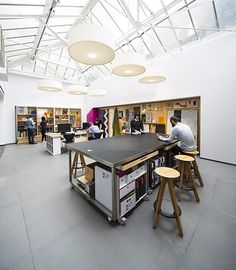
xmin=0 ymin=143 xmax=236 ymax=270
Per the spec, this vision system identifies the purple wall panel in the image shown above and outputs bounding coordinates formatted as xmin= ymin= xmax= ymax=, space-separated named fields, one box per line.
xmin=87 ymin=108 xmax=99 ymax=123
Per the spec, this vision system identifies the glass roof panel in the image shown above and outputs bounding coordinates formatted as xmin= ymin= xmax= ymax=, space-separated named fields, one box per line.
xmin=1 ymin=0 xmax=235 ymax=83
xmin=170 ymin=8 xmax=198 ymax=45
xmin=214 ymin=0 xmax=236 ymax=28
xmin=189 ymin=0 xmax=217 ymax=38
xmin=153 ymin=19 xmax=180 ymax=51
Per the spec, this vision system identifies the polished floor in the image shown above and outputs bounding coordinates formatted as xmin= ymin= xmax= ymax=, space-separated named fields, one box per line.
xmin=0 ymin=143 xmax=236 ymax=270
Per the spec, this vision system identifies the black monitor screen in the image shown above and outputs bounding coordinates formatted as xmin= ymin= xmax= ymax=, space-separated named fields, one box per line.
xmin=58 ymin=123 xmax=71 ymax=133
xmin=82 ymin=122 xmax=90 ymax=129
xmin=155 ymin=124 xmax=165 ymax=134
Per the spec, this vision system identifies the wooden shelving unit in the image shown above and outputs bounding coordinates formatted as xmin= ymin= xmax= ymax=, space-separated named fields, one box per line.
xmin=99 ymin=97 xmax=200 ymax=149
xmin=15 ymin=106 xmax=82 ymax=144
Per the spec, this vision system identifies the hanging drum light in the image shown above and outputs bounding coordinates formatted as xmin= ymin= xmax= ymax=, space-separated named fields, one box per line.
xmin=88 ymin=89 xmax=107 ymax=96
xmin=38 ymin=79 xmax=63 ymax=92
xmin=68 ymin=23 xmax=115 ymax=65
xmin=68 ymin=84 xmax=88 ymax=95
xmin=138 ymin=67 xmax=166 ymax=84
xmin=112 ymin=52 xmax=146 ymax=77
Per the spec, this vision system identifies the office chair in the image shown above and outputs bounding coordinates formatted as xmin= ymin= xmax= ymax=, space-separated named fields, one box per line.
xmin=61 ymin=132 xmax=75 ymax=153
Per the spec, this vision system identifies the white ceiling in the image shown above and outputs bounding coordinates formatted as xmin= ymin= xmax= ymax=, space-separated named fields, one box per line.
xmin=1 ymin=0 xmax=236 ymax=84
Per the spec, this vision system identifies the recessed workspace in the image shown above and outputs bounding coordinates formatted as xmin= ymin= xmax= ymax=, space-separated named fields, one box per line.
xmin=0 ymin=1 xmax=236 ymax=270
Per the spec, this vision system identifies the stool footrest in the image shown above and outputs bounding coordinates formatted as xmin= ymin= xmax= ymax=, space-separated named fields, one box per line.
xmin=175 ymin=182 xmax=193 ymax=191
xmin=153 ymin=199 xmax=182 ymax=218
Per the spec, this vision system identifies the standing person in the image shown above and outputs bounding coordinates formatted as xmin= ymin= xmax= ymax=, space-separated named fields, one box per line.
xmin=40 ymin=116 xmax=47 ymax=142
xmin=158 ymin=116 xmax=196 ymax=154
xmin=130 ymin=114 xmax=144 ymax=134
xmin=86 ymin=122 xmax=101 ymax=140
xmin=25 ymin=115 xmax=36 ymax=144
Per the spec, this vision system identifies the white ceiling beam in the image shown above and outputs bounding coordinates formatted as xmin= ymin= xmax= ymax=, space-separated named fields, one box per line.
xmin=36 ymin=17 xmax=67 ymax=46
xmin=9 ymin=70 xmax=79 ymax=85
xmin=36 ymin=56 xmax=77 ymax=71
xmin=31 ymin=0 xmax=58 ymax=59
xmin=116 ymin=0 xmax=183 ymax=44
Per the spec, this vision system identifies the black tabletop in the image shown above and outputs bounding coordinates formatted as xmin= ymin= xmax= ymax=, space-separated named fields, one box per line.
xmin=68 ymin=133 xmax=176 ymax=167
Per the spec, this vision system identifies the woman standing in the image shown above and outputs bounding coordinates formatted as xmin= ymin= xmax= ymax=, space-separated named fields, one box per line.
xmin=40 ymin=116 xmax=47 ymax=142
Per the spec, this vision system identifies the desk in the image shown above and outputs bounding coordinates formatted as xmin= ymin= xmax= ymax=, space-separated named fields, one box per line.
xmin=68 ymin=133 xmax=178 ymax=224
xmin=74 ymin=130 xmax=88 ymax=143
xmin=46 ymin=133 xmax=61 ymax=155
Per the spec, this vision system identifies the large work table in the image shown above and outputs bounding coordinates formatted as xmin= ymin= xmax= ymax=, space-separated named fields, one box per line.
xmin=68 ymin=133 xmax=178 ymax=224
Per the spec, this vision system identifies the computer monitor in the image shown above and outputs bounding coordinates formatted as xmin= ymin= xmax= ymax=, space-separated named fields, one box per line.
xmin=82 ymin=122 xmax=90 ymax=130
xmin=155 ymin=124 xmax=165 ymax=134
xmin=58 ymin=123 xmax=71 ymax=133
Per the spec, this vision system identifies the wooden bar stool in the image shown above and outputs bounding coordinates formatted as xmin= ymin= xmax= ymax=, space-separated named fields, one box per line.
xmin=175 ymin=155 xmax=200 ymax=202
xmin=72 ymin=152 xmax=86 ymax=178
xmin=153 ymin=167 xmax=183 ymax=237
xmin=182 ymin=150 xmax=204 ymax=187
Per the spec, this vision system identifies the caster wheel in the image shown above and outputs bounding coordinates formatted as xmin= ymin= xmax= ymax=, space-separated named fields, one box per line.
xmin=143 ymin=195 xmax=149 ymax=201
xmin=107 ymin=217 xmax=112 ymax=223
xmin=118 ymin=217 xmax=127 ymax=225
xmin=70 ymin=185 xmax=74 ymax=190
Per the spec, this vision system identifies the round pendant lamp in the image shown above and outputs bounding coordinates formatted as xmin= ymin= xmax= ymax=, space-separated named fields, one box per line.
xmin=138 ymin=67 xmax=166 ymax=84
xmin=89 ymin=89 xmax=106 ymax=96
xmin=68 ymin=84 xmax=88 ymax=95
xmin=112 ymin=53 xmax=146 ymax=77
xmin=38 ymin=79 xmax=63 ymax=92
xmin=68 ymin=23 xmax=115 ymax=65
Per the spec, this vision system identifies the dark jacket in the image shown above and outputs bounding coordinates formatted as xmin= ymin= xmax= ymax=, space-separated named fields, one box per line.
xmin=40 ymin=120 xmax=47 ymax=131
xmin=131 ymin=119 xmax=144 ymax=133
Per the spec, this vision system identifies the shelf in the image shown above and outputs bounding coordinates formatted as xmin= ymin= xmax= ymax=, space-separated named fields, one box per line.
xmin=120 ymin=170 xmax=147 ymax=190
xmin=136 ymin=193 xmax=147 ymax=204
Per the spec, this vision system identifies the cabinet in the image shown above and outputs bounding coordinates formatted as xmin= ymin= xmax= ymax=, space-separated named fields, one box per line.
xmin=46 ymin=133 xmax=61 ymax=155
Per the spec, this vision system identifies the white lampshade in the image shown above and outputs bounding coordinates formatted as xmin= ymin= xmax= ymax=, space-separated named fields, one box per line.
xmin=68 ymin=84 xmax=88 ymax=95
xmin=89 ymin=89 xmax=106 ymax=96
xmin=138 ymin=67 xmax=166 ymax=84
xmin=112 ymin=53 xmax=146 ymax=77
xmin=68 ymin=23 xmax=115 ymax=65
xmin=38 ymin=79 xmax=63 ymax=92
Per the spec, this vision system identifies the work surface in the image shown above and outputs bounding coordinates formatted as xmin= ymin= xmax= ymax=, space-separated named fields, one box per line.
xmin=68 ymin=133 xmax=175 ymax=167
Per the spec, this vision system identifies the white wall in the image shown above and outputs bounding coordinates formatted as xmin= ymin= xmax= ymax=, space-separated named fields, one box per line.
xmin=1 ymin=74 xmax=87 ymax=144
xmin=87 ymin=33 xmax=236 ymax=165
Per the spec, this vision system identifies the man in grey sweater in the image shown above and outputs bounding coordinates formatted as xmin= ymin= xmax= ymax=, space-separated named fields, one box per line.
xmin=158 ymin=116 xmax=196 ymax=153
xmin=25 ymin=115 xmax=36 ymax=144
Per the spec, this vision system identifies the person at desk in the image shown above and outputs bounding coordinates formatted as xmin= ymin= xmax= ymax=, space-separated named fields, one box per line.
xmin=130 ymin=114 xmax=144 ymax=134
xmin=87 ymin=122 xmax=101 ymax=140
xmin=25 ymin=115 xmax=36 ymax=144
xmin=158 ymin=116 xmax=196 ymax=154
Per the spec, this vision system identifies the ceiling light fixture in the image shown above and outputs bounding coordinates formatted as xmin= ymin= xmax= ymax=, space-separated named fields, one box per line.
xmin=68 ymin=85 xmax=88 ymax=95
xmin=138 ymin=67 xmax=166 ymax=84
xmin=112 ymin=53 xmax=146 ymax=77
xmin=38 ymin=79 xmax=63 ymax=92
xmin=89 ymin=89 xmax=106 ymax=96
xmin=68 ymin=23 xmax=115 ymax=65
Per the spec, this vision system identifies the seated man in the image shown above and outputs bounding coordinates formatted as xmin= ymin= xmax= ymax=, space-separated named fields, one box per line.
xmin=130 ymin=114 xmax=144 ymax=134
xmin=158 ymin=116 xmax=196 ymax=155
xmin=87 ymin=122 xmax=101 ymax=140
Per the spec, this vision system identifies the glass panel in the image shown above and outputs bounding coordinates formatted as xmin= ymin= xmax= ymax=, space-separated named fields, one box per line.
xmin=142 ymin=0 xmax=163 ymax=14
xmin=143 ymin=28 xmax=166 ymax=57
xmin=214 ymin=0 xmax=236 ymax=28
xmin=189 ymin=0 xmax=217 ymax=38
xmin=0 ymin=6 xmax=44 ymax=15
xmin=170 ymin=8 xmax=197 ymax=45
xmin=154 ymin=20 xmax=180 ymax=50
xmin=92 ymin=2 xmax=125 ymax=38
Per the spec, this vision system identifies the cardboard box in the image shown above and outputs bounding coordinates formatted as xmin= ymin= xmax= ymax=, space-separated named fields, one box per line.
xmin=85 ymin=162 xmax=96 ymax=181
